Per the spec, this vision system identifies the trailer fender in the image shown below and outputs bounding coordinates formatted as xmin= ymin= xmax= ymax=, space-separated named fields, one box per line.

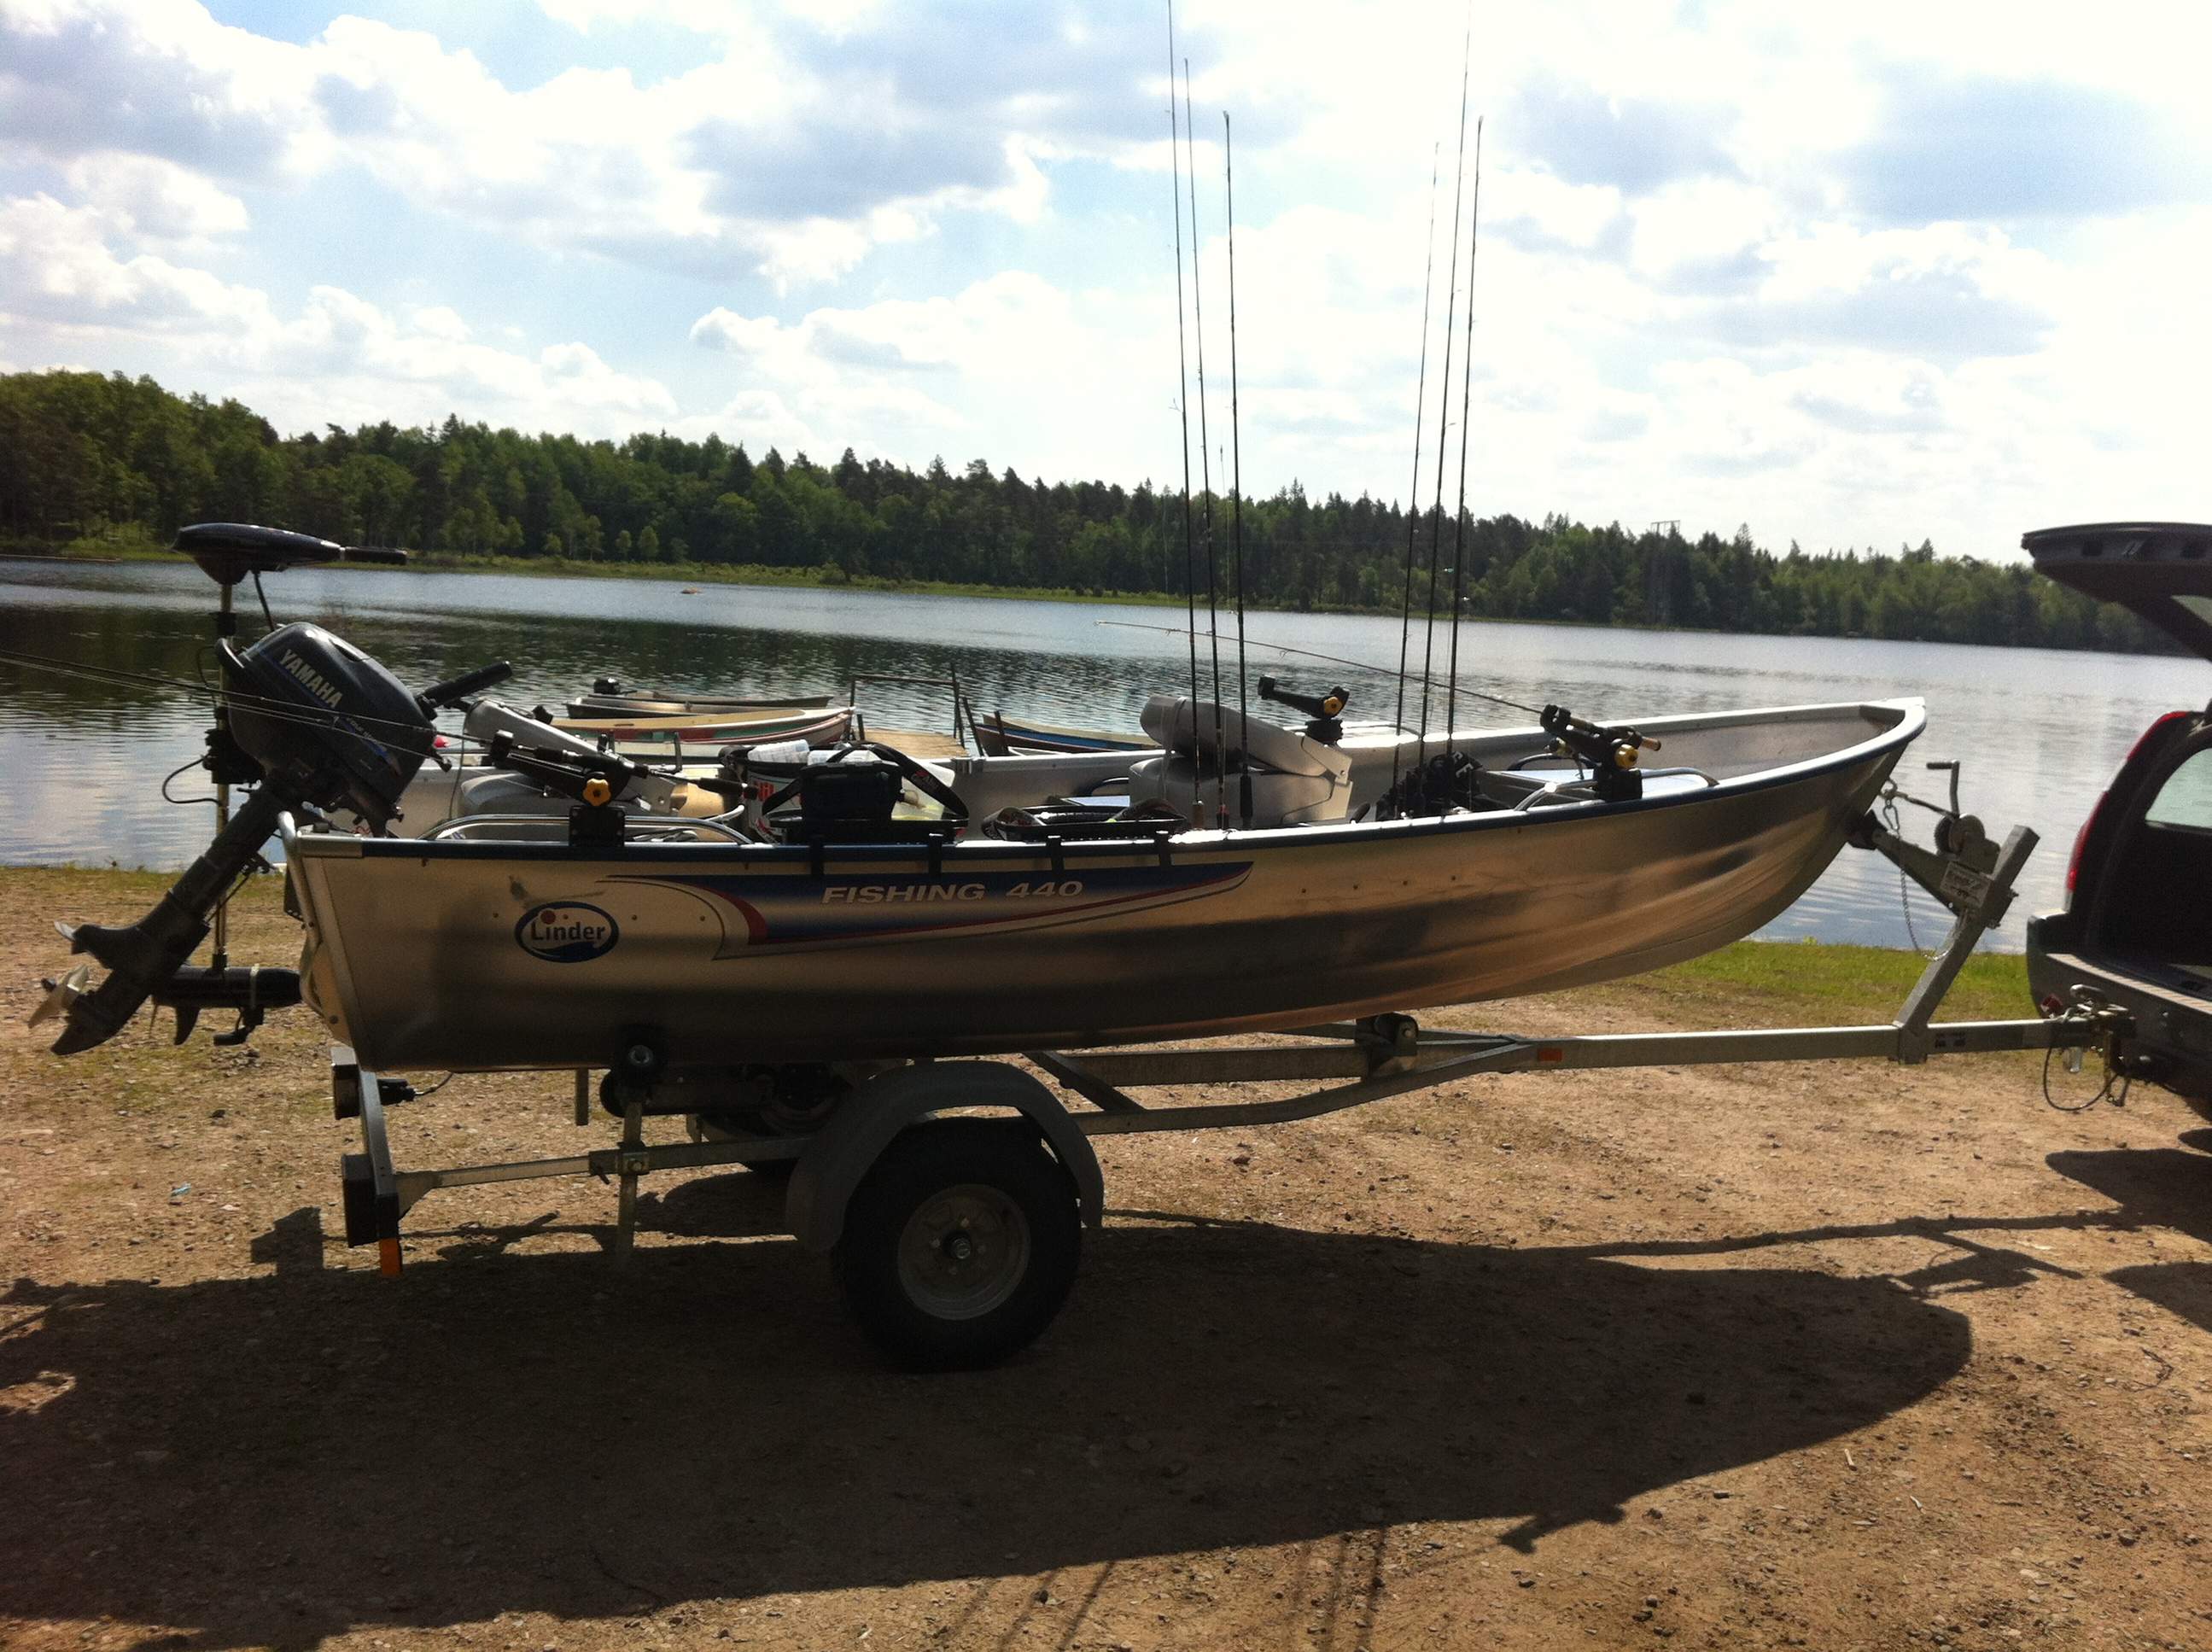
xmin=785 ymin=1061 xmax=1105 ymax=1254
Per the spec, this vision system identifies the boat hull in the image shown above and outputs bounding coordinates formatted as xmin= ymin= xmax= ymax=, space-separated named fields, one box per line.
xmin=568 ymin=693 xmax=832 ymax=716
xmin=288 ymin=700 xmax=1922 ymax=1072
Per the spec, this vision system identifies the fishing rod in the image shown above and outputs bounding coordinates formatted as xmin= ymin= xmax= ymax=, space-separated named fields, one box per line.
xmin=1183 ymin=55 xmax=1228 ymax=829
xmin=1445 ymin=116 xmax=1484 ymax=762
xmin=1418 ymin=26 xmax=1474 ymax=761
xmin=1390 ymin=143 xmax=1443 ymax=800
xmin=1224 ymin=109 xmax=1252 ymax=831
xmin=1094 ymin=618 xmax=1542 ymax=718
xmin=1165 ymin=1 xmax=1200 ymax=725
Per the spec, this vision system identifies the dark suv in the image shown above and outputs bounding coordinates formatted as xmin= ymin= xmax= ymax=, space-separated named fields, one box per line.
xmin=2023 ymin=522 xmax=2212 ymax=1115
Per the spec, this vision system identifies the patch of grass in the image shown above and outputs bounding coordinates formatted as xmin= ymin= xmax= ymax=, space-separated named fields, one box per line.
xmin=1614 ymin=938 xmax=2032 ymax=1024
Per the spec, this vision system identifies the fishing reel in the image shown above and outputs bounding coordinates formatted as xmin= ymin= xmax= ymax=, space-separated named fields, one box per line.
xmin=1539 ymin=704 xmax=1659 ymax=803
xmin=1258 ymin=675 xmax=1350 ymax=744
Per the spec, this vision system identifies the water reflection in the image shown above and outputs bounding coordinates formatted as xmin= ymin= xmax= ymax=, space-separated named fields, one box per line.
xmin=3 ymin=559 xmax=2203 ymax=950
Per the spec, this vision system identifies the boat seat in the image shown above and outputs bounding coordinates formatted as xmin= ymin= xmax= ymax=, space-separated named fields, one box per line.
xmin=1126 ymin=694 xmax=1354 ymax=827
xmin=1138 ymin=694 xmax=1347 ymax=776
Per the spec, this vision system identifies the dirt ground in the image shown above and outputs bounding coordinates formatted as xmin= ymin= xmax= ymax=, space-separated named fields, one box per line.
xmin=2 ymin=867 xmax=2208 ymax=1652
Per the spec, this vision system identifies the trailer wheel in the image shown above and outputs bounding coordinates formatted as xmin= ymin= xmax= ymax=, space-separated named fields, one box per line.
xmin=833 ymin=1119 xmax=1081 ymax=1370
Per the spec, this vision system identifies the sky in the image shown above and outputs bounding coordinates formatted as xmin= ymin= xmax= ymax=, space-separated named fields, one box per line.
xmin=3 ymin=0 xmax=2209 ymax=563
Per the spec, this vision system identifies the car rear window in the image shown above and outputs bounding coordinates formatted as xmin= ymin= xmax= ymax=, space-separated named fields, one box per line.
xmin=2146 ymin=748 xmax=2212 ymax=829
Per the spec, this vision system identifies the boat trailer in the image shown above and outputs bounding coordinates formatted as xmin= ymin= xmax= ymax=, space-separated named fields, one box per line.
xmin=333 ymin=803 xmax=2135 ymax=1366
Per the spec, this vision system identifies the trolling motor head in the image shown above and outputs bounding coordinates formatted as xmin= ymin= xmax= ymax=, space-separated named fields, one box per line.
xmin=175 ymin=521 xmax=410 ymax=587
xmin=37 ymin=622 xmax=447 ymax=1055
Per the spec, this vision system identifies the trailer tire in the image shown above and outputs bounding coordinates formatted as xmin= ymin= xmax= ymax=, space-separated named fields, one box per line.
xmin=833 ymin=1118 xmax=1081 ymax=1370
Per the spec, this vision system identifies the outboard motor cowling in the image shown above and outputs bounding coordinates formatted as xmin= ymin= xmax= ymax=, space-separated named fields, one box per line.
xmin=225 ymin=622 xmax=437 ymax=831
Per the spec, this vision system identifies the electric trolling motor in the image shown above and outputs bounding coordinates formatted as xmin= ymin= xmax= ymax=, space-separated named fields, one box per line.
xmin=33 ymin=523 xmax=508 ymax=1055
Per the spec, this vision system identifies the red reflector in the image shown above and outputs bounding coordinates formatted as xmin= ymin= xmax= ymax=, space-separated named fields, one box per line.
xmin=1536 ymin=1046 xmax=1564 ymax=1063
xmin=2039 ymin=993 xmax=2066 ymax=1017
xmin=433 ymin=734 xmax=448 ymax=748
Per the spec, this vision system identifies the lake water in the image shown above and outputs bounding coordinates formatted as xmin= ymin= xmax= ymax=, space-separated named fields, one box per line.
xmin=3 ymin=559 xmax=2204 ymax=949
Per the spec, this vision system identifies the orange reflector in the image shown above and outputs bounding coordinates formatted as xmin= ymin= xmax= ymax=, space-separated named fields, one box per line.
xmin=377 ymin=1238 xmax=402 ymax=1276
xmin=1537 ymin=1046 xmax=1564 ymax=1063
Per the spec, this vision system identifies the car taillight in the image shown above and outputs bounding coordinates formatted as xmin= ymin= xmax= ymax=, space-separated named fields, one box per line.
xmin=2064 ymin=804 xmax=2099 ymax=895
xmin=2068 ymin=709 xmax=2196 ymax=896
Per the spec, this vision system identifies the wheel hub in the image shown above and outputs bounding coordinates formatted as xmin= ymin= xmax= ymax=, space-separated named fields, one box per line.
xmin=896 ymin=1185 xmax=1030 ymax=1321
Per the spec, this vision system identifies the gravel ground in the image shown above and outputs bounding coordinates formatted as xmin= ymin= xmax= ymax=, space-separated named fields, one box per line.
xmin=2 ymin=867 xmax=2208 ymax=1652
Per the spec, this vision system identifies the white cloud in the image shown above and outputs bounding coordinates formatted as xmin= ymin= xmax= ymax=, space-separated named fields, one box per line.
xmin=409 ymin=305 xmax=470 ymax=342
xmin=0 ymin=0 xmax=1163 ymax=289
xmin=0 ymin=194 xmax=272 ymax=332
xmin=0 ymin=190 xmax=674 ymax=435
xmin=59 ymin=153 xmax=249 ymax=243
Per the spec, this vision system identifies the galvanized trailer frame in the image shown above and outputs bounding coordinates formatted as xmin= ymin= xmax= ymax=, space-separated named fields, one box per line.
xmin=332 ymin=817 xmax=2133 ymax=1281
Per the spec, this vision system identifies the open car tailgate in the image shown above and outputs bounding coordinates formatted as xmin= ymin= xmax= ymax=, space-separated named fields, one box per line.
xmin=2023 ymin=522 xmax=2212 ymax=661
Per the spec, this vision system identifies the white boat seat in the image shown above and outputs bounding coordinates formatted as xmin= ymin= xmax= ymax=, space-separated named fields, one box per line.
xmin=1141 ymin=694 xmax=1348 ymax=778
xmin=1128 ymin=695 xmax=1354 ymax=826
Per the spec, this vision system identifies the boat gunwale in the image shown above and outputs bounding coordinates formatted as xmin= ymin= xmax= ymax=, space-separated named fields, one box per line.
xmin=296 ymin=697 xmax=1924 ymax=868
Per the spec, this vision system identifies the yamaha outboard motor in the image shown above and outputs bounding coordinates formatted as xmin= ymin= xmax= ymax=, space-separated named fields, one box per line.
xmin=45 ymin=622 xmax=440 ymax=1054
xmin=38 ymin=522 xmax=508 ymax=1055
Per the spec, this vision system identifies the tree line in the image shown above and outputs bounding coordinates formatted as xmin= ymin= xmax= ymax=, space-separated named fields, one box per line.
xmin=0 ymin=367 xmax=2175 ymax=654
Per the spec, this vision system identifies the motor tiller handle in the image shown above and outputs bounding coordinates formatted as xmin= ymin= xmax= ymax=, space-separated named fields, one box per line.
xmin=418 ymin=660 xmax=515 ymax=710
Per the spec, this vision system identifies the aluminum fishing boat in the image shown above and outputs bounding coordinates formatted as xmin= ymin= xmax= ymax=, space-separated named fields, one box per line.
xmin=30 ymin=530 xmax=1920 ymax=1078
xmin=278 ymin=698 xmax=1920 ymax=1071
xmin=567 ymin=678 xmax=832 ymax=717
xmin=972 ymin=711 xmax=1151 ymax=756
xmin=552 ymin=704 xmax=855 ymax=747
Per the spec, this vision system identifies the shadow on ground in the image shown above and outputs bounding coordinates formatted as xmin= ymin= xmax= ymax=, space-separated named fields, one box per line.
xmin=2 ymin=1190 xmax=1978 ymax=1650
xmin=2047 ymin=1138 xmax=2212 ymax=1334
